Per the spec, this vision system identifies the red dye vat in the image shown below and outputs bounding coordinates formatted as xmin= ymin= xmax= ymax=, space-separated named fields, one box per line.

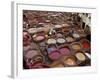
xmin=82 ymin=41 xmax=90 ymax=49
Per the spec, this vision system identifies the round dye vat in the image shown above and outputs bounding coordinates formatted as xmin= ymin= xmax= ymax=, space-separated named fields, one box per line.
xmin=31 ymin=61 xmax=43 ymax=68
xmin=36 ymin=36 xmax=45 ymax=41
xmin=50 ymin=61 xmax=64 ymax=67
xmin=31 ymin=61 xmax=49 ymax=69
xmin=23 ymin=31 xmax=31 ymax=46
xmin=33 ymin=35 xmax=45 ymax=42
xmin=57 ymin=38 xmax=66 ymax=44
xmin=85 ymin=52 xmax=91 ymax=59
xmin=53 ymin=63 xmax=64 ymax=67
xmin=47 ymin=46 xmax=57 ymax=54
xmin=45 ymin=20 xmax=51 ymax=23
xmin=72 ymin=33 xmax=80 ymax=38
xmin=55 ymin=64 xmax=64 ymax=67
xmin=62 ymin=23 xmax=70 ymax=27
xmin=64 ymin=56 xmax=76 ymax=66
xmin=47 ymin=38 xmax=56 ymax=44
xmin=23 ymin=45 xmax=31 ymax=52
xmin=32 ymin=55 xmax=44 ymax=62
xmin=28 ymin=28 xmax=37 ymax=34
xmin=25 ymin=50 xmax=39 ymax=59
xmin=49 ymin=50 xmax=61 ymax=60
xmin=66 ymin=36 xmax=74 ymax=42
xmin=39 ymin=42 xmax=46 ymax=47
xmin=82 ymin=40 xmax=90 ymax=49
xmin=56 ymin=33 xmax=63 ymax=38
xmin=59 ymin=47 xmax=71 ymax=55
xmin=62 ymin=29 xmax=68 ymax=33
xmin=55 ymin=25 xmax=62 ymax=28
xmin=75 ymin=52 xmax=86 ymax=61
xmin=71 ymin=43 xmax=81 ymax=50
